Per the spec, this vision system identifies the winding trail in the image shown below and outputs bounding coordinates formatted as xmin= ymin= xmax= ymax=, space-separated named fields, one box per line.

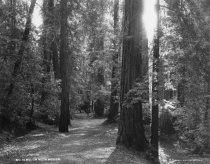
xmin=0 ymin=115 xmax=151 ymax=164
xmin=1 ymin=114 xmax=209 ymax=164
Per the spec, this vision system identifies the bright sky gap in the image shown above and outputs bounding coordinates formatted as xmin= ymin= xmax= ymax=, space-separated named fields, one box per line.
xmin=143 ymin=0 xmax=157 ymax=42
xmin=32 ymin=0 xmax=157 ymax=42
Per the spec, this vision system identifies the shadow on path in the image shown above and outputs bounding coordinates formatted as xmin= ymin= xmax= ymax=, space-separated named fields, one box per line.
xmin=0 ymin=114 xmax=151 ymax=164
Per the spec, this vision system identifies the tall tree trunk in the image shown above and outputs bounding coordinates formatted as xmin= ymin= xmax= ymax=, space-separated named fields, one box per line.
xmin=4 ymin=0 xmax=36 ymax=103
xmin=116 ymin=0 xmax=148 ymax=151
xmin=107 ymin=0 xmax=119 ymax=123
xmin=59 ymin=0 xmax=70 ymax=132
xmin=151 ymin=0 xmax=160 ymax=160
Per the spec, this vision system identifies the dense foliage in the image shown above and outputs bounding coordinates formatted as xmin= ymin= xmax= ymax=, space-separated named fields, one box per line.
xmin=160 ymin=0 xmax=210 ymax=153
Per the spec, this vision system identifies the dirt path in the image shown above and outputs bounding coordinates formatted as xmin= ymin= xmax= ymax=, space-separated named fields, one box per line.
xmin=0 ymin=115 xmax=151 ymax=164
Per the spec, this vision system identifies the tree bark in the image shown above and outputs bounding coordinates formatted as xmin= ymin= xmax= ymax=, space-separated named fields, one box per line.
xmin=107 ymin=0 xmax=119 ymax=123
xmin=59 ymin=0 xmax=70 ymax=132
xmin=151 ymin=0 xmax=160 ymax=160
xmin=4 ymin=0 xmax=36 ymax=102
xmin=116 ymin=0 xmax=148 ymax=151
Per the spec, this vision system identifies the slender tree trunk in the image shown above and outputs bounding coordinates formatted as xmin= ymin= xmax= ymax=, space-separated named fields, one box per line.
xmin=4 ymin=0 xmax=36 ymax=103
xmin=116 ymin=0 xmax=148 ymax=151
xmin=151 ymin=0 xmax=160 ymax=160
xmin=59 ymin=0 xmax=70 ymax=132
xmin=107 ymin=0 xmax=119 ymax=123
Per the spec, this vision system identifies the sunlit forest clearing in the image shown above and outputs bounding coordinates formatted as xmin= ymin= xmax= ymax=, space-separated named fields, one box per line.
xmin=0 ymin=0 xmax=210 ymax=163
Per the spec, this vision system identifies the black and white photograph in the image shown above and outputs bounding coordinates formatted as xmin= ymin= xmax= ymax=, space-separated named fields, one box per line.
xmin=0 ymin=0 xmax=210 ymax=163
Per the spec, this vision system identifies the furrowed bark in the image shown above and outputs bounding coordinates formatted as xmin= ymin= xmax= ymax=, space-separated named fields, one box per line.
xmin=59 ymin=0 xmax=71 ymax=132
xmin=116 ymin=0 xmax=148 ymax=151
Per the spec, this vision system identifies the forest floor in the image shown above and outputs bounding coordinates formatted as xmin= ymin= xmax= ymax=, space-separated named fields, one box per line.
xmin=160 ymin=138 xmax=210 ymax=164
xmin=0 ymin=113 xmax=151 ymax=164
xmin=0 ymin=113 xmax=209 ymax=164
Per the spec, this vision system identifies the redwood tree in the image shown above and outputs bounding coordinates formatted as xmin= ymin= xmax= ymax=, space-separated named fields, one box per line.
xmin=116 ymin=0 xmax=148 ymax=150
xmin=59 ymin=0 xmax=70 ymax=132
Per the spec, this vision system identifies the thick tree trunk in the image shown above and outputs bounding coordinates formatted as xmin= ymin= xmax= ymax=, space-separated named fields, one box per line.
xmin=116 ymin=0 xmax=148 ymax=151
xmin=107 ymin=0 xmax=119 ymax=123
xmin=4 ymin=0 xmax=36 ymax=102
xmin=59 ymin=0 xmax=70 ymax=132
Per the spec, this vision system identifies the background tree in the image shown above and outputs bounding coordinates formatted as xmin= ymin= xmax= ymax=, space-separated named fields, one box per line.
xmin=82 ymin=0 xmax=112 ymax=117
xmin=38 ymin=0 xmax=60 ymax=124
xmin=107 ymin=0 xmax=120 ymax=123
